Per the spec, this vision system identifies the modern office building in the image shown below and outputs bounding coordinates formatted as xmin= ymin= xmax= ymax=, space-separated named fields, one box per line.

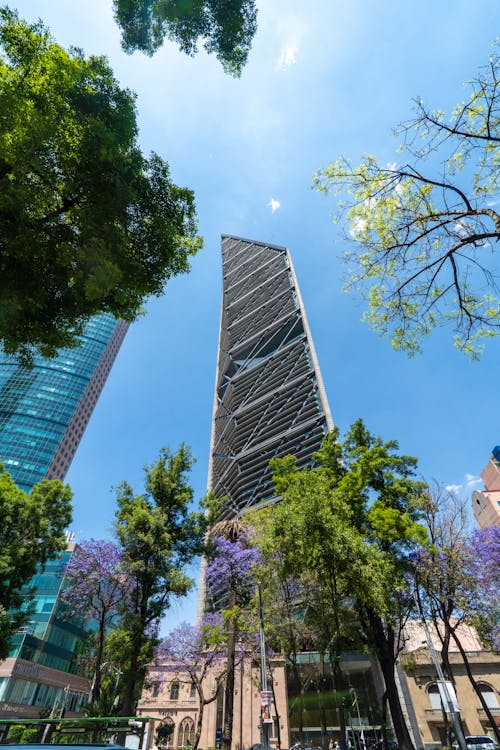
xmin=144 ymin=237 xmax=387 ymax=750
xmin=472 ymin=446 xmax=500 ymax=527
xmin=208 ymin=234 xmax=333 ymax=520
xmin=0 ymin=314 xmax=128 ymax=492
xmin=0 ymin=538 xmax=91 ymax=719
xmin=0 ymin=314 xmax=127 ymax=718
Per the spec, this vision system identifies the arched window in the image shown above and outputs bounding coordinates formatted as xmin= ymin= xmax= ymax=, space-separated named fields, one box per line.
xmin=477 ymin=683 xmax=499 ymax=709
xmin=178 ymin=717 xmax=195 ymax=748
xmin=156 ymin=718 xmax=175 ymax=749
xmin=428 ymin=684 xmax=442 ymax=711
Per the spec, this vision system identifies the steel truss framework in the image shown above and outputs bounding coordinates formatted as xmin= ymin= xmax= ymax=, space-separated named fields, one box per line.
xmin=209 ymin=235 xmax=334 ymax=519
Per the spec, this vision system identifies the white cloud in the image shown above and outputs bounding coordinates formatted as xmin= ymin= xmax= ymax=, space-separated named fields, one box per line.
xmin=465 ymin=473 xmax=482 ymax=488
xmin=445 ymin=473 xmax=482 ymax=494
xmin=273 ymin=14 xmax=306 ymax=71
xmin=268 ymin=198 xmax=281 ymax=214
xmin=277 ymin=43 xmax=298 ymax=70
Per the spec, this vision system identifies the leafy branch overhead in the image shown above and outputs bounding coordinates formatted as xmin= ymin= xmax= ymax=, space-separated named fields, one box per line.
xmin=314 ymin=45 xmax=500 ymax=357
xmin=0 ymin=9 xmax=201 ymax=364
xmin=113 ymin=0 xmax=258 ymax=77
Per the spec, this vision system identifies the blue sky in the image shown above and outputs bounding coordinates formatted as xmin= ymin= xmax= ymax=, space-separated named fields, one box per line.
xmin=13 ymin=0 xmax=500 ymax=627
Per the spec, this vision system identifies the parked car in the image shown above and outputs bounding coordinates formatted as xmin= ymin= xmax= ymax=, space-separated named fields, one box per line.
xmin=465 ymin=737 xmax=497 ymax=750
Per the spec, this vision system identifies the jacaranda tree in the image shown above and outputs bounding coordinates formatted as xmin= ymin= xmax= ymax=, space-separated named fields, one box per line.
xmin=155 ymin=616 xmax=231 ymax=750
xmin=62 ymin=539 xmax=131 ymax=704
xmin=205 ymin=527 xmax=259 ymax=750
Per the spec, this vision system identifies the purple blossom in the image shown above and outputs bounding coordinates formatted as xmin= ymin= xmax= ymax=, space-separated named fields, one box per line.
xmin=205 ymin=536 xmax=259 ymax=597
xmin=469 ymin=526 xmax=500 ymax=596
xmin=155 ymin=616 xmax=228 ymax=677
xmin=63 ymin=538 xmax=131 ymax=621
xmin=468 ymin=526 xmax=500 ymax=648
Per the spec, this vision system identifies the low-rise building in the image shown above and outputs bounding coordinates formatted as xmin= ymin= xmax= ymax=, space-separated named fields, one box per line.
xmin=138 ymin=650 xmax=387 ymax=750
xmin=398 ymin=621 xmax=500 ymax=749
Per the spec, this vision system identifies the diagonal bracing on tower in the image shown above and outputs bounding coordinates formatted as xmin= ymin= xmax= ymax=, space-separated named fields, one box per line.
xmin=208 ymin=235 xmax=334 ymax=519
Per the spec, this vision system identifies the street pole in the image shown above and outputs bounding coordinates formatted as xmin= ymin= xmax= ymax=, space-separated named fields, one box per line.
xmin=259 ymin=586 xmax=270 ymax=750
xmin=414 ymin=595 xmax=467 ymax=750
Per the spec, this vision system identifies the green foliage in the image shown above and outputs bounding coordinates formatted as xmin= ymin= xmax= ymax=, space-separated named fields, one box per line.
xmin=114 ymin=444 xmax=207 ymax=714
xmin=258 ymin=420 xmax=427 ymax=750
xmin=0 ymin=9 xmax=201 ymax=364
xmin=7 ymin=725 xmax=26 ymax=742
xmin=20 ymin=729 xmax=38 ymax=744
xmin=113 ymin=0 xmax=257 ymax=76
xmin=314 ymin=45 xmax=500 ymax=356
xmin=0 ymin=464 xmax=73 ymax=658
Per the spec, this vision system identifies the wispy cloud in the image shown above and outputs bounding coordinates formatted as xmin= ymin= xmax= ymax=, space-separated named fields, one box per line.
xmin=465 ymin=473 xmax=482 ymax=488
xmin=273 ymin=14 xmax=306 ymax=71
xmin=277 ymin=43 xmax=298 ymax=70
xmin=445 ymin=473 xmax=482 ymax=494
xmin=268 ymin=198 xmax=281 ymax=214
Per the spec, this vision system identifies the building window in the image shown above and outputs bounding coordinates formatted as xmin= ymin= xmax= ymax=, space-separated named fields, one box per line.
xmin=152 ymin=682 xmax=160 ymax=697
xmin=478 ymin=683 xmax=499 ymax=709
xmin=190 ymin=682 xmax=196 ymax=698
xmin=178 ymin=717 xmax=195 ymax=748
xmin=428 ymin=684 xmax=442 ymax=711
xmin=169 ymin=682 xmax=179 ymax=700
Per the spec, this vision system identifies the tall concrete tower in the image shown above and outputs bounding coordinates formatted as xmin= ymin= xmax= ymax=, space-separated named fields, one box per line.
xmin=0 ymin=314 xmax=128 ymax=491
xmin=208 ymin=235 xmax=333 ymax=519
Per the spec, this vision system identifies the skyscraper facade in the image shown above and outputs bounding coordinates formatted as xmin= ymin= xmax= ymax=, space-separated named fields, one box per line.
xmin=0 ymin=314 xmax=128 ymax=492
xmin=0 ymin=539 xmax=91 ymax=719
xmin=208 ymin=234 xmax=333 ymax=518
xmin=148 ymin=237 xmax=385 ymax=750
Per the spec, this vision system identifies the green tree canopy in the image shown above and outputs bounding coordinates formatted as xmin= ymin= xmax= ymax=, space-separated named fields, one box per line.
xmin=314 ymin=46 xmax=500 ymax=357
xmin=113 ymin=444 xmax=207 ymax=715
xmin=260 ymin=421 xmax=427 ymax=750
xmin=0 ymin=465 xmax=73 ymax=658
xmin=113 ymin=0 xmax=257 ymax=76
xmin=0 ymin=9 xmax=201 ymax=364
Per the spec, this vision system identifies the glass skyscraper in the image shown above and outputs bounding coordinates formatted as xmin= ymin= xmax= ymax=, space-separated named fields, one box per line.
xmin=0 ymin=315 xmax=127 ymax=718
xmin=0 ymin=539 xmax=92 ymax=719
xmin=0 ymin=314 xmax=128 ymax=491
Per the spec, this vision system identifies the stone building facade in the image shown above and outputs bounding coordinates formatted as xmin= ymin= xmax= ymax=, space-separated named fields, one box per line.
xmin=398 ymin=622 xmax=500 ymax=749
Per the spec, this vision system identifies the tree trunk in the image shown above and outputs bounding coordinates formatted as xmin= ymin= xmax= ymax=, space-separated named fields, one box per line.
xmin=121 ymin=646 xmax=139 ymax=717
xmin=450 ymin=629 xmax=500 ymax=744
xmin=290 ymin=656 xmax=305 ymax=739
xmin=222 ymin=591 xmax=237 ymax=750
xmin=319 ymin=653 xmax=327 ymax=747
xmin=330 ymin=656 xmax=347 ymax=750
xmin=364 ymin=610 xmax=416 ymax=750
xmin=92 ymin=612 xmax=107 ymax=704
xmin=193 ymin=699 xmax=204 ymax=750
